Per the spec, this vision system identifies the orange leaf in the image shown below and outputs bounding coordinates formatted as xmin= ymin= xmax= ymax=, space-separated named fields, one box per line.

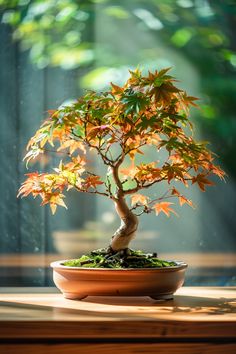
xmin=192 ymin=174 xmax=214 ymax=192
xmin=153 ymin=202 xmax=178 ymax=217
xmin=171 ymin=187 xmax=180 ymax=196
xmin=178 ymin=196 xmax=193 ymax=208
xmin=146 ymin=133 xmax=161 ymax=145
xmin=57 ymin=139 xmax=86 ymax=154
xmin=110 ymin=82 xmax=124 ymax=95
xmin=120 ymin=163 xmax=137 ymax=179
xmin=84 ymin=175 xmax=103 ymax=188
xmin=169 ymin=154 xmax=182 ymax=164
xmin=211 ymin=165 xmax=226 ymax=180
xmin=17 ymin=172 xmax=42 ymax=198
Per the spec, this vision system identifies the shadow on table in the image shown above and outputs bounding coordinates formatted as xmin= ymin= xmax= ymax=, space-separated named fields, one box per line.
xmin=0 ymin=293 xmax=236 ymax=319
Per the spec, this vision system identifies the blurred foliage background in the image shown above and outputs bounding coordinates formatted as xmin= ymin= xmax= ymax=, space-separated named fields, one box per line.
xmin=1 ymin=0 xmax=236 ymax=176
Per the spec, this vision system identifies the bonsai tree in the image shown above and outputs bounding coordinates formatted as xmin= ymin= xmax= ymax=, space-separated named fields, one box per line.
xmin=18 ymin=68 xmax=225 ymax=266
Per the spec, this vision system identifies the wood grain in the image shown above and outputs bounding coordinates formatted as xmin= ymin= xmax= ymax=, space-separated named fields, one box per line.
xmin=0 ymin=343 xmax=236 ymax=354
xmin=0 ymin=287 xmax=235 ymax=339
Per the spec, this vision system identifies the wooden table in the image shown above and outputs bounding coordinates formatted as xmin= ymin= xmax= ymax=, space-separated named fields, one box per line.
xmin=0 ymin=287 xmax=236 ymax=353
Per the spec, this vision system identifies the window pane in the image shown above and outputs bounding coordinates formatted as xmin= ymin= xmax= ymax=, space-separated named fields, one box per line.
xmin=0 ymin=0 xmax=235 ymax=287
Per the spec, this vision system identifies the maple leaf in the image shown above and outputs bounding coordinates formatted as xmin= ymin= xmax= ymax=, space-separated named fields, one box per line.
xmin=135 ymin=162 xmax=161 ymax=182
xmin=50 ymin=203 xmax=57 ymax=215
xmin=120 ymin=164 xmax=137 ymax=179
xmin=86 ymin=125 xmax=111 ymax=140
xmin=149 ymin=82 xmax=182 ymax=106
xmin=126 ymin=68 xmax=142 ymax=86
xmin=153 ymin=202 xmax=178 ymax=217
xmin=131 ymin=194 xmax=149 ymax=206
xmin=41 ymin=193 xmax=67 ymax=214
xmin=162 ymin=163 xmax=187 ymax=183
xmin=17 ymin=172 xmax=42 ymax=198
xmin=57 ymin=139 xmax=86 ymax=154
xmin=181 ymin=91 xmax=199 ymax=108
xmin=23 ymin=145 xmax=43 ymax=168
xmin=178 ymin=196 xmax=194 ymax=208
xmin=144 ymin=68 xmax=174 ymax=87
xmin=146 ymin=133 xmax=161 ymax=145
xmin=124 ymin=137 xmax=144 ymax=159
xmin=121 ymin=89 xmax=149 ymax=115
xmin=84 ymin=175 xmax=103 ymax=189
xmin=211 ymin=165 xmax=226 ymax=180
xmin=171 ymin=187 xmax=180 ymax=196
xmin=169 ymin=153 xmax=183 ymax=164
xmin=110 ymin=82 xmax=124 ymax=96
xmin=52 ymin=125 xmax=71 ymax=141
xmin=192 ymin=174 xmax=214 ymax=192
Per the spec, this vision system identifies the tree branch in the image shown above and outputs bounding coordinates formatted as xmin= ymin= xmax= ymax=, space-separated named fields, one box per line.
xmin=74 ymin=185 xmax=111 ymax=198
xmin=105 ymin=176 xmax=115 ymax=199
xmin=112 ymin=165 xmax=124 ymax=197
xmin=71 ymin=129 xmax=114 ymax=166
xmin=41 ymin=148 xmax=72 ymax=157
xmin=124 ymin=177 xmax=167 ymax=195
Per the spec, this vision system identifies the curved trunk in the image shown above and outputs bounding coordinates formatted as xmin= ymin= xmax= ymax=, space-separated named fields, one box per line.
xmin=110 ymin=197 xmax=139 ymax=252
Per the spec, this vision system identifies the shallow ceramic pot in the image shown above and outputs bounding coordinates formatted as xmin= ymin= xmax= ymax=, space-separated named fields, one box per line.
xmin=51 ymin=260 xmax=187 ymax=300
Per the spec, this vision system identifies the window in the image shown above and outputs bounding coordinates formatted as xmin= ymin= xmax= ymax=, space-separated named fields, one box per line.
xmin=0 ymin=0 xmax=235 ymax=287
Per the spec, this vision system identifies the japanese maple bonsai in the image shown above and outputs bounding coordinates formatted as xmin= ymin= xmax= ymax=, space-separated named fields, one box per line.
xmin=18 ymin=68 xmax=225 ymax=299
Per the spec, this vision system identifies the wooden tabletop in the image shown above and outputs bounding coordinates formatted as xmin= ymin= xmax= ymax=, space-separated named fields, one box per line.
xmin=0 ymin=287 xmax=236 ymax=340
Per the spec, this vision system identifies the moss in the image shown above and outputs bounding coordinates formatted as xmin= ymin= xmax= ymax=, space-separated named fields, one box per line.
xmin=63 ymin=249 xmax=177 ymax=269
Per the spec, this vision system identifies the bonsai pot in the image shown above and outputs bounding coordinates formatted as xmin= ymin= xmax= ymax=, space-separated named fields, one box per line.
xmin=51 ymin=260 xmax=187 ymax=300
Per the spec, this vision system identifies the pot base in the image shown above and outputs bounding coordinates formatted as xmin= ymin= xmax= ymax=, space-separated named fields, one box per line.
xmin=150 ymin=294 xmax=173 ymax=301
xmin=63 ymin=292 xmax=174 ymax=301
xmin=63 ymin=292 xmax=87 ymax=300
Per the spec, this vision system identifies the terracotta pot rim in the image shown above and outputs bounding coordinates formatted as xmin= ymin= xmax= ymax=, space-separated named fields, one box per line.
xmin=50 ymin=260 xmax=188 ymax=271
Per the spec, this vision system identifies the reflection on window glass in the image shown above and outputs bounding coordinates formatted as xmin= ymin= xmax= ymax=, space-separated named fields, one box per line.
xmin=0 ymin=0 xmax=235 ymax=287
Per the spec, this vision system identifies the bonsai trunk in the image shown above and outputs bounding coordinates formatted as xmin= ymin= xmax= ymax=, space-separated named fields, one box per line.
xmin=110 ymin=197 xmax=139 ymax=252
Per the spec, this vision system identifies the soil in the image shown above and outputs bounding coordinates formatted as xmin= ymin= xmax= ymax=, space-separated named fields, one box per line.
xmin=63 ymin=249 xmax=177 ymax=269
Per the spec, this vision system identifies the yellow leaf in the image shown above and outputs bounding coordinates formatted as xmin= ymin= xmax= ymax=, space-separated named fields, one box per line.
xmin=56 ymin=197 xmax=68 ymax=209
xmin=50 ymin=203 xmax=57 ymax=214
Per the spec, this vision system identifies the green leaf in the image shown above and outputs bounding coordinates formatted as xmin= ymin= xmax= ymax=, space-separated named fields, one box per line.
xmin=73 ymin=125 xmax=85 ymax=138
xmin=136 ymin=116 xmax=157 ymax=130
xmin=122 ymin=90 xmax=149 ymax=115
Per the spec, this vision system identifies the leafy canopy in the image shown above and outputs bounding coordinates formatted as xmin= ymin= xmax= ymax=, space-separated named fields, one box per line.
xmin=2 ymin=1 xmax=235 ymax=176
xmin=18 ymin=68 xmax=225 ymax=215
